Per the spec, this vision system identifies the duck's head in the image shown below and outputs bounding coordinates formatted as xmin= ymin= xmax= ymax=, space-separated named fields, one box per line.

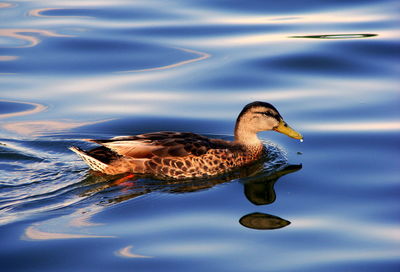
xmin=235 ymin=101 xmax=303 ymax=144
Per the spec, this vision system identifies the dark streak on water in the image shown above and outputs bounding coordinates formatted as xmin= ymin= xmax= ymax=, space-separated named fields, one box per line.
xmin=0 ymin=0 xmax=399 ymax=271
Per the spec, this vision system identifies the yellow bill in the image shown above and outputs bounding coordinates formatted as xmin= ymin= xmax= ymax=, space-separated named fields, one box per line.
xmin=274 ymin=119 xmax=303 ymax=140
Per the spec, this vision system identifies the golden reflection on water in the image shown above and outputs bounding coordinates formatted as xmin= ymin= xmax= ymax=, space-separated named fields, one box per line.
xmin=116 ymin=246 xmax=152 ymax=258
xmin=0 ymin=56 xmax=18 ymax=61
xmin=0 ymin=2 xmax=13 ymax=9
xmin=28 ymin=7 xmax=91 ymax=18
xmin=0 ymin=29 xmax=71 ymax=48
xmin=2 ymin=119 xmax=112 ymax=136
xmin=23 ymin=225 xmax=114 ymax=240
xmin=118 ymin=47 xmax=210 ymax=73
xmin=0 ymin=100 xmax=46 ymax=119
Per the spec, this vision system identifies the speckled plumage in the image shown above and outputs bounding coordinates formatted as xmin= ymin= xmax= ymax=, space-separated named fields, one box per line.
xmin=70 ymin=101 xmax=302 ymax=179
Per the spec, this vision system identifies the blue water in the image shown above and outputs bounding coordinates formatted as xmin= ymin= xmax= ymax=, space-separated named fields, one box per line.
xmin=1 ymin=0 xmax=399 ymax=271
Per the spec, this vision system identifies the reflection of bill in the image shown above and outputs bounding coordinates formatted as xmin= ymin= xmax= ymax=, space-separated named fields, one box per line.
xmin=239 ymin=212 xmax=290 ymax=230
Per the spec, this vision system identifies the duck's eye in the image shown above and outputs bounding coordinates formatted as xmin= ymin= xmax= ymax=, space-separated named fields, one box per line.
xmin=256 ymin=111 xmax=273 ymax=117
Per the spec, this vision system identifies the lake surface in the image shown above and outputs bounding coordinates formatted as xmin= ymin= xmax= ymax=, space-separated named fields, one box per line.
xmin=1 ymin=0 xmax=399 ymax=271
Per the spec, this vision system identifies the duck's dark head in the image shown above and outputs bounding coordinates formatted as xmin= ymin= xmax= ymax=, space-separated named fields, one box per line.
xmin=235 ymin=101 xmax=303 ymax=144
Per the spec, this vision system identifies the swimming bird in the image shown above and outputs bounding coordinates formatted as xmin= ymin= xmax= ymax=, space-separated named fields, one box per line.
xmin=70 ymin=101 xmax=303 ymax=179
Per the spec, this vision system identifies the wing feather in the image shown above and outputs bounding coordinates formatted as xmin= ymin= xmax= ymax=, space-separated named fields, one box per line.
xmin=86 ymin=132 xmax=233 ymax=158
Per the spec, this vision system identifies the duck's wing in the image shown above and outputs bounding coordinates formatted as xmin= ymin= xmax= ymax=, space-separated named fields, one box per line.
xmin=86 ymin=132 xmax=232 ymax=158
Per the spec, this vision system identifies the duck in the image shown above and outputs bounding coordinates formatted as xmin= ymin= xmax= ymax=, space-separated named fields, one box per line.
xmin=69 ymin=101 xmax=303 ymax=179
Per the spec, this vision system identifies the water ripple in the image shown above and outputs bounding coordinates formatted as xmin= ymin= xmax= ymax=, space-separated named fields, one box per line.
xmin=118 ymin=47 xmax=210 ymax=73
xmin=0 ymin=100 xmax=46 ymax=119
xmin=0 ymin=28 xmax=72 ymax=48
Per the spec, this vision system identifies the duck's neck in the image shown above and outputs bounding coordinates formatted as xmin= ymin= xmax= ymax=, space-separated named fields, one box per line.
xmin=234 ymin=122 xmax=263 ymax=151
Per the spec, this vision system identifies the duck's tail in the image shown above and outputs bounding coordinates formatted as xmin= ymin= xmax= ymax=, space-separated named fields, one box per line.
xmin=69 ymin=146 xmax=109 ymax=172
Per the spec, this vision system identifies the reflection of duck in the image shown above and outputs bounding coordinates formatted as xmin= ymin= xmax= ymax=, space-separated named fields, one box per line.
xmin=70 ymin=101 xmax=302 ymax=179
xmin=24 ymin=162 xmax=300 ymax=241
xmin=78 ymin=156 xmax=292 ymax=202
xmin=78 ymin=163 xmax=300 ymax=231
xmin=239 ymin=164 xmax=302 ymax=230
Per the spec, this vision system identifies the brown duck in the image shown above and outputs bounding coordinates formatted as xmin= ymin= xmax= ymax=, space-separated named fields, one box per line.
xmin=70 ymin=101 xmax=303 ymax=179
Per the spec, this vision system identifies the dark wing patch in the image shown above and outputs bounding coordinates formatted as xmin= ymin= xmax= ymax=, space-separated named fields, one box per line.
xmin=87 ymin=146 xmax=122 ymax=164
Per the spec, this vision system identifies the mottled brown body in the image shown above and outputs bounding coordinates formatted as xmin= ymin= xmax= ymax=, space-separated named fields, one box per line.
xmin=110 ymin=144 xmax=264 ymax=179
xmin=75 ymin=132 xmax=265 ymax=179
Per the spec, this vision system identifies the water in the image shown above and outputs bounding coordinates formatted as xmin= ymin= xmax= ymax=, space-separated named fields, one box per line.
xmin=1 ymin=0 xmax=399 ymax=271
